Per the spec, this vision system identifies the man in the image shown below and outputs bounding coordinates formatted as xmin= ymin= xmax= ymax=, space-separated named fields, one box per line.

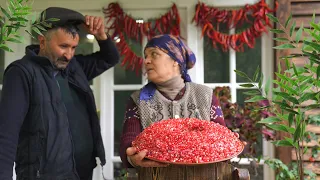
xmin=0 ymin=7 xmax=119 ymax=180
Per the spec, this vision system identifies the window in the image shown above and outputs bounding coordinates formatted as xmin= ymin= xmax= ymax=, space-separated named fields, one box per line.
xmin=203 ymin=16 xmax=270 ymax=179
xmin=112 ymin=20 xmax=145 ymax=179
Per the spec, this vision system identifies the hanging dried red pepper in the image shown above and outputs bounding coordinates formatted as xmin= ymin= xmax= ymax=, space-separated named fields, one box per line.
xmin=193 ymin=0 xmax=278 ymax=52
xmin=103 ymin=3 xmax=181 ymax=73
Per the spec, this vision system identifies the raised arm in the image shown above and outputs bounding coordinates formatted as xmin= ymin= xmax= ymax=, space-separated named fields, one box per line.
xmin=75 ymin=15 xmax=120 ymax=81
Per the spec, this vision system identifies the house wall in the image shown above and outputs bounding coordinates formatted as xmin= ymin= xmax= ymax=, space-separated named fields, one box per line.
xmin=0 ymin=0 xmax=275 ymax=179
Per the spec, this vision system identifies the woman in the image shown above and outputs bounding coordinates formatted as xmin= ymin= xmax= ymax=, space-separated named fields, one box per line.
xmin=120 ymin=34 xmax=226 ymax=169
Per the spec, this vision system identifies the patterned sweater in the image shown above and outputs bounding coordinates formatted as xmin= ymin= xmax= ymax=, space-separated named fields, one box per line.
xmin=119 ymin=84 xmax=226 ymax=168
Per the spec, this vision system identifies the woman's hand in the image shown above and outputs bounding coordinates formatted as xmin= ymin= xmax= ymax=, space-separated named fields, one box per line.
xmin=126 ymin=147 xmax=169 ymax=167
xmin=234 ymin=132 xmax=247 ymax=146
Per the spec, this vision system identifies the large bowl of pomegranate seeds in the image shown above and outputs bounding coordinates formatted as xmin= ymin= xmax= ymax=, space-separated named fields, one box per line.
xmin=132 ymin=118 xmax=244 ymax=164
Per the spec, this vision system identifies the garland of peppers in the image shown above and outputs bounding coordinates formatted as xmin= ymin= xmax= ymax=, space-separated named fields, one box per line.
xmin=193 ymin=0 xmax=278 ymax=51
xmin=103 ymin=3 xmax=181 ymax=74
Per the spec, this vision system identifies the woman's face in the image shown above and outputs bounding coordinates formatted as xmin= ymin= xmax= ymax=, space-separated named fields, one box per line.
xmin=144 ymin=47 xmax=180 ymax=83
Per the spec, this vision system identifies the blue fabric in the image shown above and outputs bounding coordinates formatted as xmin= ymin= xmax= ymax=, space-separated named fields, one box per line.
xmin=139 ymin=34 xmax=196 ymax=101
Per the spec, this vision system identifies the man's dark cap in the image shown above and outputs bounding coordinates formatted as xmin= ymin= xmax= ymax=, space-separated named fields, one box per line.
xmin=37 ymin=7 xmax=85 ymax=30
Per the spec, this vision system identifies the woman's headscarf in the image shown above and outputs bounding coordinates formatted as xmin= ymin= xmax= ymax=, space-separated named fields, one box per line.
xmin=139 ymin=34 xmax=196 ymax=101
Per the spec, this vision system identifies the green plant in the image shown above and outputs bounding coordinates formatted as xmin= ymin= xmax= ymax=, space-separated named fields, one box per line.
xmin=234 ymin=13 xmax=320 ymax=180
xmin=0 ymin=0 xmax=59 ymax=52
xmin=214 ymin=86 xmax=275 ymax=159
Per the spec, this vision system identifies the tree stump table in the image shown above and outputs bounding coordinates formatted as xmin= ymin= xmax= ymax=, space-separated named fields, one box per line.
xmin=134 ymin=162 xmax=250 ymax=180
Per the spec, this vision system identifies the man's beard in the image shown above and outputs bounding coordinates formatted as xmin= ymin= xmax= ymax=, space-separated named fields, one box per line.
xmin=53 ymin=57 xmax=69 ymax=70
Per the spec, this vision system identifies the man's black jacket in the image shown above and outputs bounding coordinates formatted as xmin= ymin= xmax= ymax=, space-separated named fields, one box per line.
xmin=0 ymin=38 xmax=119 ymax=180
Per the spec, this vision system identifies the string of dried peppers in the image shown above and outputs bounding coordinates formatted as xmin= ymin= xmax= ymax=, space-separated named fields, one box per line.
xmin=103 ymin=3 xmax=181 ymax=74
xmin=193 ymin=0 xmax=278 ymax=51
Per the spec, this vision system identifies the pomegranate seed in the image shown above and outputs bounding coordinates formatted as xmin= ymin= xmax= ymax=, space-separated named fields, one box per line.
xmin=132 ymin=118 xmax=244 ymax=164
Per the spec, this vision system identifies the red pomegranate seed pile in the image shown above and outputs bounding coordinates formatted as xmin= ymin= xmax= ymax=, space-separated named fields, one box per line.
xmin=132 ymin=118 xmax=243 ymax=164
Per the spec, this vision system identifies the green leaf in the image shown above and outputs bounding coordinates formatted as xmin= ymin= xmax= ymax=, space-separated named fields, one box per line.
xmin=245 ymin=96 xmax=266 ymax=103
xmin=305 ymin=104 xmax=320 ymax=111
xmin=270 ymin=29 xmax=285 ymax=34
xmin=40 ymin=21 xmax=52 ymax=28
xmin=286 ymin=127 xmax=295 ymax=134
xmin=278 ymin=61 xmax=281 ymax=74
xmin=273 ymin=80 xmax=298 ymax=96
xmin=273 ymin=91 xmax=299 ymax=104
xmin=31 ymin=14 xmax=37 ymax=24
xmin=253 ymin=65 xmax=260 ymax=81
xmin=7 ymin=27 xmax=12 ymax=36
xmin=25 ymin=29 xmax=36 ymax=39
xmin=41 ymin=10 xmax=46 ymax=22
xmin=15 ymin=6 xmax=31 ymax=11
xmin=13 ymin=11 xmax=30 ymax=16
xmin=1 ymin=7 xmax=11 ymax=19
xmin=302 ymin=122 xmax=306 ymax=141
xmin=290 ymin=21 xmax=296 ymax=37
xmin=259 ymin=73 xmax=263 ymax=89
xmin=258 ymin=117 xmax=281 ymax=124
xmin=240 ymin=83 xmax=255 ymax=88
xmin=266 ymin=124 xmax=290 ymax=133
xmin=234 ymin=70 xmax=249 ymax=79
xmin=283 ymin=108 xmax=299 ymax=115
xmin=310 ymin=22 xmax=320 ymax=32
xmin=302 ymin=50 xmax=320 ymax=60
xmin=9 ymin=0 xmax=16 ymax=10
xmin=35 ymin=24 xmax=47 ymax=31
xmin=296 ymin=23 xmax=303 ymax=43
xmin=7 ymin=1 xmax=13 ymax=14
xmin=285 ymin=58 xmax=290 ymax=69
xmin=288 ymin=113 xmax=294 ymax=127
xmin=275 ymin=73 xmax=298 ymax=86
xmin=312 ymin=11 xmax=316 ymax=23
xmin=46 ymin=18 xmax=60 ymax=22
xmin=280 ymin=54 xmax=302 ymax=60
xmin=31 ymin=27 xmax=43 ymax=36
xmin=6 ymin=37 xmax=22 ymax=43
xmin=299 ymin=92 xmax=318 ymax=103
xmin=273 ymin=101 xmax=291 ymax=109
xmin=304 ymin=146 xmax=308 ymax=154
xmin=264 ymin=78 xmax=271 ymax=97
xmin=272 ymin=139 xmax=295 ymax=147
xmin=0 ymin=43 xmax=13 ymax=52
xmin=292 ymin=63 xmax=298 ymax=76
xmin=243 ymin=90 xmax=260 ymax=96
xmin=304 ymin=40 xmax=320 ymax=52
xmin=273 ymin=44 xmax=296 ymax=49
xmin=285 ymin=13 xmax=292 ymax=28
xmin=273 ymin=37 xmax=290 ymax=42
xmin=316 ymin=66 xmax=320 ymax=79
xmin=9 ymin=17 xmax=28 ymax=22
xmin=293 ymin=123 xmax=301 ymax=142
xmin=0 ymin=17 xmax=4 ymax=24
xmin=266 ymin=14 xmax=279 ymax=23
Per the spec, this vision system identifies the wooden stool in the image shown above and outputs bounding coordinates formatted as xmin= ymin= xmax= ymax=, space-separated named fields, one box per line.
xmin=134 ymin=162 xmax=250 ymax=180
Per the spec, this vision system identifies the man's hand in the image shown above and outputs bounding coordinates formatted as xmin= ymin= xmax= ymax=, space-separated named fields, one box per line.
xmin=84 ymin=15 xmax=107 ymax=40
xmin=126 ymin=147 xmax=169 ymax=167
